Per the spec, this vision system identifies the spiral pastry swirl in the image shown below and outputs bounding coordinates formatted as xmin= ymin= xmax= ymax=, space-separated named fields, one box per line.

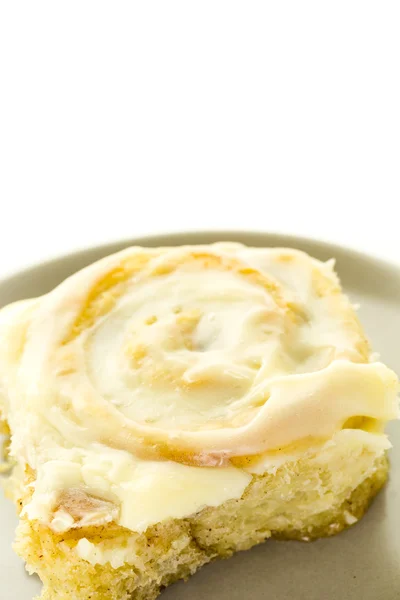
xmin=2 ymin=243 xmax=397 ymax=474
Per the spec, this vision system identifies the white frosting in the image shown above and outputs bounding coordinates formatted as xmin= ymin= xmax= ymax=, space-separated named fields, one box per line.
xmin=72 ymin=428 xmax=391 ymax=568
xmin=75 ymin=537 xmax=140 ymax=569
xmin=22 ymin=444 xmax=251 ymax=532
xmin=0 ymin=243 xmax=398 ymax=534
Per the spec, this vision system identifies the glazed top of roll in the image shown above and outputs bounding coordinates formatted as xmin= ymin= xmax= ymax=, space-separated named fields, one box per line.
xmin=0 ymin=243 xmax=398 ymax=532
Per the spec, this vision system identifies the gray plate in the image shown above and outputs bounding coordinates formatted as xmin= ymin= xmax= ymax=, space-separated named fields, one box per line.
xmin=1 ymin=232 xmax=399 ymax=600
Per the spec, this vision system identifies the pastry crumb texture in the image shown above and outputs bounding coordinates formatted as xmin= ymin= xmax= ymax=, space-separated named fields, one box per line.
xmin=2 ymin=421 xmax=388 ymax=600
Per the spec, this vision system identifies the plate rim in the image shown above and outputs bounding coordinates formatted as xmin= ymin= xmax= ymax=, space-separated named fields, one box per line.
xmin=1 ymin=230 xmax=400 ymax=287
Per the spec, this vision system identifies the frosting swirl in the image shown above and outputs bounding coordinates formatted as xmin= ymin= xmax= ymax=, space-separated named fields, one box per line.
xmin=1 ymin=244 xmax=397 ymax=470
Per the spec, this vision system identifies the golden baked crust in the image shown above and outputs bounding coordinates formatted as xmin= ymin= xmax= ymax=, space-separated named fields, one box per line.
xmin=1 ymin=411 xmax=389 ymax=600
xmin=10 ymin=451 xmax=387 ymax=600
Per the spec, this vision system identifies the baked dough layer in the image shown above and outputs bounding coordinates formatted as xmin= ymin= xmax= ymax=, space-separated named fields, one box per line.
xmin=10 ymin=446 xmax=387 ymax=600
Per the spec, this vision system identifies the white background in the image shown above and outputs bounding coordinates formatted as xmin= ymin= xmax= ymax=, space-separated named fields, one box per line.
xmin=1 ymin=2 xmax=399 ymax=277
